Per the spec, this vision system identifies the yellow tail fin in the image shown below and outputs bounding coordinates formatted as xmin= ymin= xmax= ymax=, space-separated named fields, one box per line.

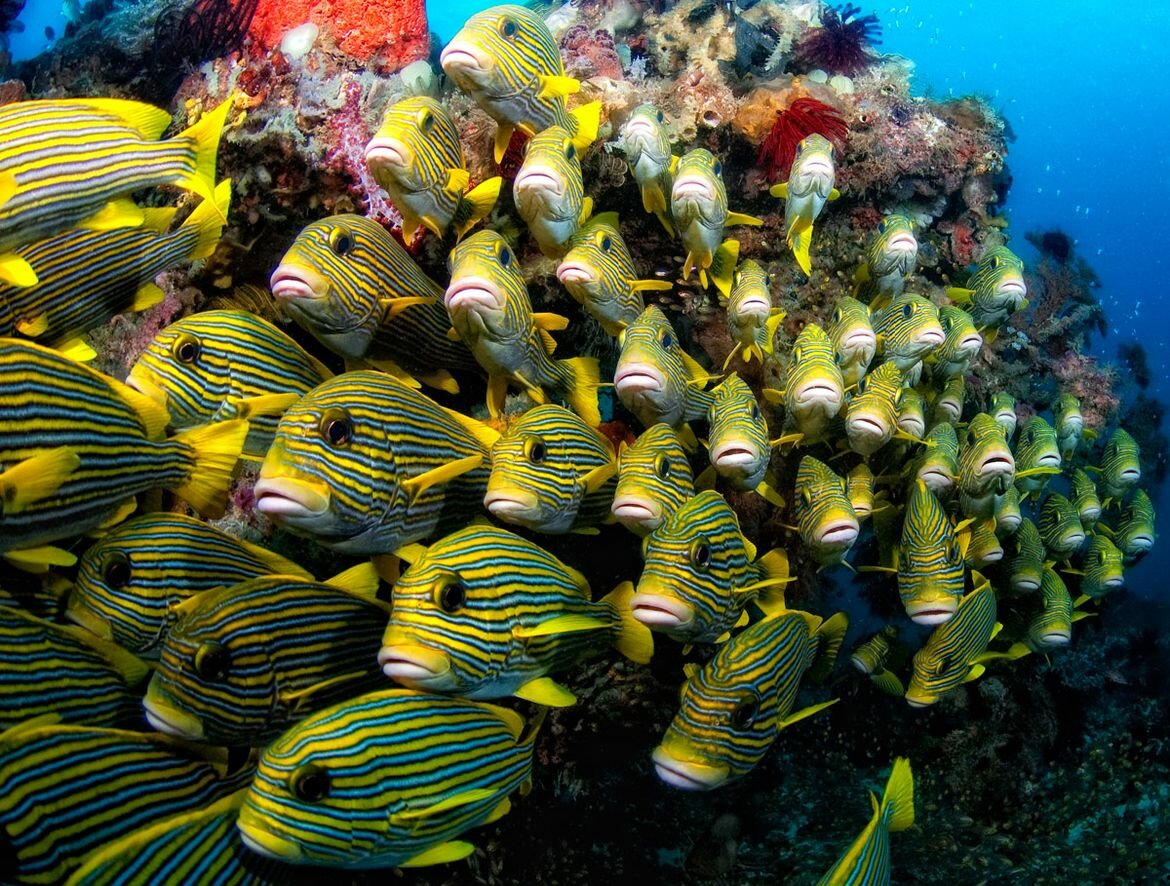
xmin=181 ymin=179 xmax=231 ymax=260
xmin=176 ymin=97 xmax=232 ymax=209
xmin=879 ymin=757 xmax=915 ymax=833
xmin=601 ymin=581 xmax=654 ymax=664
xmin=568 ymin=101 xmax=602 ymax=153
xmin=557 ymin=356 xmax=601 ymax=427
xmin=168 ymin=419 xmax=248 ymax=518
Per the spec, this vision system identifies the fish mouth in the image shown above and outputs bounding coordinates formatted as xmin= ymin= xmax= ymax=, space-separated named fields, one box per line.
xmin=445 ymin=276 xmax=504 ymax=314
xmin=710 ymin=442 xmax=761 ymax=468
xmin=514 ymin=167 xmax=565 ymax=198
xmin=614 ymin=362 xmax=665 ymax=395
xmin=997 ymin=277 xmax=1027 ymax=299
xmin=1036 ymin=452 xmax=1062 ymax=468
xmin=651 ymin=746 xmax=728 ymax=791
xmin=850 ymin=654 xmax=873 ymax=674
xmin=64 ymin=603 xmax=114 ymax=641
xmin=888 ymin=233 xmax=918 ymax=253
xmin=1104 ymin=576 xmax=1125 ymax=589
xmin=236 ymin=812 xmax=304 ymax=862
xmin=364 ymin=138 xmax=411 ymax=173
xmin=979 ymin=454 xmax=1015 ymax=477
xmin=919 ymin=467 xmax=954 ymax=490
xmin=253 ymin=477 xmax=331 ymax=518
xmin=1013 ymin=576 xmax=1041 ymax=593
xmin=842 ymin=329 xmax=876 ymax=351
xmin=1037 ymin=630 xmax=1070 ymax=647
xmin=611 ymin=496 xmax=661 ymax=526
xmin=735 ymin=295 xmax=771 ymax=316
xmin=439 ymin=41 xmax=490 ymax=77
xmin=630 ymin=592 xmax=693 ymax=629
xmin=484 ymin=489 xmax=540 ymax=520
xmin=1120 ymin=468 xmax=1141 ymax=481
xmin=974 ymin=546 xmax=1004 ymax=565
xmin=671 ymin=174 xmax=714 ymax=203
xmin=899 ymin=418 xmax=925 ymax=439
xmin=906 ymin=603 xmax=957 ymax=626
xmin=818 ymin=519 xmax=859 ymax=547
xmin=142 ymin=687 xmax=205 ymax=741
xmin=1062 ymin=532 xmax=1087 ymax=550
xmin=270 ymin=263 xmax=328 ymax=302
xmin=795 ymin=381 xmax=841 ymax=406
xmin=377 ymin=643 xmax=452 ymax=686
xmin=849 ymin=415 xmax=888 ymax=438
xmin=800 ymin=156 xmax=835 ymax=177
xmin=624 ymin=118 xmax=657 ymax=141
xmin=1129 ymin=533 xmax=1154 ymax=549
xmin=957 ymin=333 xmax=984 ymax=353
xmin=904 ymin=692 xmax=934 ymax=709
xmin=556 ymin=261 xmax=596 ymax=286
xmin=914 ymin=327 xmax=945 ymax=348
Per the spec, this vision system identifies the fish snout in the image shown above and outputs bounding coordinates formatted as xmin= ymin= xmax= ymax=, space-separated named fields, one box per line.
xmin=444 ymin=276 xmax=505 ymax=315
xmin=439 ymin=39 xmax=492 ymax=80
xmin=630 ymin=590 xmax=694 ymax=631
xmin=614 ymin=361 xmax=666 ymax=397
xmin=556 ymin=260 xmax=597 ymax=286
xmin=364 ymin=137 xmax=413 ymax=175
xmin=253 ymin=476 xmax=331 ymax=519
xmin=611 ymin=495 xmax=662 ymax=530
xmin=651 ymin=744 xmax=729 ymax=791
xmin=270 ymin=263 xmax=328 ymax=302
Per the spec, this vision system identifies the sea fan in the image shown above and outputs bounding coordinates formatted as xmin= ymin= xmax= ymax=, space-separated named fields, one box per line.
xmin=792 ymin=3 xmax=882 ymax=77
xmin=145 ymin=0 xmax=259 ymax=100
xmin=757 ymin=97 xmax=848 ymax=182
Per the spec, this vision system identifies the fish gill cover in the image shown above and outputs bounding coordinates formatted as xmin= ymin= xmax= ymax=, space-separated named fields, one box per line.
xmin=0 ymin=0 xmax=1167 ymax=883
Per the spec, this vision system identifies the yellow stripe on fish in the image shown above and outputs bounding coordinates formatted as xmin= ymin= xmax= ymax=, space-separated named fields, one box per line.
xmin=843 ymin=361 xmax=903 ymax=456
xmin=957 ymin=412 xmax=1016 ymax=519
xmin=769 ymin=322 xmax=844 ymax=447
xmin=873 ymin=293 xmax=943 ymax=373
xmin=1038 ymin=493 xmax=1086 ymax=561
xmin=854 ymin=213 xmax=918 ymax=309
xmin=706 ymin=373 xmax=779 ymax=501
xmin=1008 ymin=517 xmax=1045 ymax=595
xmin=613 ymin=423 xmax=694 ymax=535
xmin=1090 ymin=427 xmax=1141 ymax=502
xmin=946 ymin=245 xmax=1027 ymax=331
xmin=620 ymin=104 xmax=677 ymax=235
xmin=896 ymin=481 xmax=966 ymax=625
xmin=828 ymin=295 xmax=875 ymax=387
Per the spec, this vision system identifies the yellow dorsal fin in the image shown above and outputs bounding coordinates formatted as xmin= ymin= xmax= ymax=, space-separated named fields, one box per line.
xmin=440 ymin=406 xmax=500 ymax=451
xmin=131 ymin=282 xmax=166 ymax=312
xmin=107 ymin=377 xmax=171 ymax=439
xmin=75 ymin=97 xmax=173 ymax=138
xmin=880 ymin=757 xmax=915 ymax=832
xmin=323 ymin=562 xmax=381 ymax=599
xmin=401 ymin=454 xmax=483 ymax=504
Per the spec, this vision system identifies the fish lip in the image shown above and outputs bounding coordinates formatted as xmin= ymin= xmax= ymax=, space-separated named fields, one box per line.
xmin=1013 ymin=578 xmax=1041 ymax=592
xmin=899 ymin=419 xmax=925 ymax=439
xmin=439 ymin=41 xmax=489 ymax=76
xmin=710 ymin=443 xmax=760 ymax=467
xmin=484 ymin=489 xmax=540 ymax=518
xmin=556 ymin=261 xmax=596 ymax=285
xmin=142 ymin=690 xmax=205 ymax=741
xmin=253 ymin=477 xmax=331 ymax=518
xmin=842 ymin=329 xmax=876 ymax=350
xmin=887 ymin=232 xmax=918 ymax=252
xmin=377 ymin=644 xmax=452 ymax=685
xmin=1036 ymin=453 xmax=1062 ymax=468
xmin=270 ymin=264 xmax=327 ymax=302
xmin=795 ymin=381 xmax=841 ymax=406
xmin=1064 ymin=532 xmax=1086 ymax=549
xmin=1120 ymin=468 xmax=1141 ymax=481
xmin=64 ymin=604 xmax=115 ymax=641
xmin=919 ymin=467 xmax=954 ymax=489
xmin=849 ymin=415 xmax=887 ymax=437
xmin=799 ymin=156 xmax=834 ymax=176
xmin=1038 ymin=631 xmax=1070 ymax=647
xmin=958 ymin=333 xmax=984 ymax=351
xmin=611 ymin=497 xmax=660 ymax=525
xmin=915 ymin=328 xmax=945 ymax=348
xmin=998 ymin=277 xmax=1027 ymax=298
xmin=671 ymin=174 xmax=714 ymax=203
xmin=818 ymin=520 xmax=859 ymax=546
xmin=630 ymin=592 xmax=693 ymax=629
xmin=514 ymin=167 xmax=565 ymax=197
xmin=905 ymin=694 xmax=933 ymax=709
xmin=651 ymin=747 xmax=727 ymax=791
xmin=1104 ymin=577 xmax=1125 ymax=589
xmin=445 ymin=276 xmax=505 ymax=313
xmin=624 ymin=117 xmax=657 ymax=140
xmin=236 ymin=815 xmax=304 ymax=862
xmin=979 ymin=454 xmax=1015 ymax=477
xmin=850 ymin=654 xmax=873 ymax=674
xmin=907 ymin=606 xmax=956 ymax=626
xmin=363 ymin=138 xmax=410 ymax=172
xmin=614 ymin=362 xmax=665 ymax=395
xmin=735 ymin=295 xmax=771 ymax=315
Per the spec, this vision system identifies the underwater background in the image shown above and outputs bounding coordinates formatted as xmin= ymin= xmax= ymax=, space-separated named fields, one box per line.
xmin=0 ymin=0 xmax=1168 ymax=884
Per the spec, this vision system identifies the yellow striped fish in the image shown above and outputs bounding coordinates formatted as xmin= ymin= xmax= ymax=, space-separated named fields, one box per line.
xmin=620 ymin=104 xmax=677 ymax=235
xmin=769 ymin=134 xmax=840 ymax=276
xmin=0 ymin=720 xmax=253 ymax=884
xmin=1112 ymin=488 xmax=1155 ymax=563
xmin=440 ymin=4 xmax=600 ymax=162
xmin=1077 ymin=534 xmax=1125 ymax=601
xmin=897 ymin=481 xmax=966 ymax=624
xmin=143 ymin=567 xmax=388 ymax=745
xmin=270 ymin=214 xmax=475 ymax=393
xmin=828 ymin=295 xmax=876 ymax=387
xmin=485 ymin=404 xmax=616 ymax=533
xmin=818 ymin=758 xmax=914 ymax=886
xmin=722 ymin=260 xmax=785 ymax=369
xmin=0 ymin=605 xmax=147 ymax=729
xmin=380 ymin=525 xmax=651 ymax=706
xmin=843 ymin=361 xmax=903 ymax=456
xmin=957 ymin=413 xmax=1016 ymax=519
xmin=873 ymin=294 xmax=944 ymax=373
xmin=364 ymin=96 xmax=501 ymax=246
xmin=255 ymin=371 xmax=495 ymax=555
xmin=615 ymin=304 xmax=716 ymax=433
xmin=905 ymin=579 xmax=999 ymax=707
xmin=65 ymin=512 xmax=309 ymax=660
xmin=909 ymin=422 xmax=959 ymax=497
xmin=847 ymin=462 xmax=881 ymax=522
xmin=1053 ymin=392 xmax=1088 ymax=460
xmin=514 ymin=124 xmax=590 ymax=257
xmin=652 ymin=609 xmax=845 ymax=790
xmin=930 ymin=374 xmax=966 ymax=426
xmin=612 ymin=423 xmax=694 ymax=535
xmin=1069 ymin=468 xmax=1102 ymax=530
xmin=930 ymin=305 xmax=983 ymax=379
xmin=127 ymin=309 xmax=330 ymax=457
xmin=854 ymin=213 xmax=918 ymax=308
xmin=896 ymin=385 xmax=926 ymax=440
xmin=445 ymin=230 xmax=600 ymax=424
xmin=671 ymin=149 xmax=761 ymax=295
xmin=769 ymin=322 xmax=844 ymax=446
xmin=557 ymin=214 xmax=670 ymax=336
xmin=0 ymin=96 xmax=230 ymax=285
xmin=0 ymin=339 xmax=247 ymax=567
xmin=1008 ymin=517 xmax=1045 ymax=594
xmin=633 ymin=491 xmax=788 ymax=643
xmin=849 ymin=626 xmax=904 ymax=696
xmin=237 ymin=689 xmax=541 ymax=868
xmin=946 ymin=245 xmax=1028 ymax=334
xmin=990 ymin=391 xmax=1017 ymax=439
xmin=1022 ymin=566 xmax=1083 ymax=651
xmin=794 ymin=456 xmax=860 ymax=568
xmin=706 ymin=374 xmax=780 ymax=501
xmin=1014 ymin=416 xmax=1062 ymax=499
xmin=1090 ymin=427 xmax=1141 ymax=503
xmin=0 ymin=180 xmax=228 ymax=358
xmin=995 ymin=484 xmax=1023 ymax=536
xmin=958 ymin=517 xmax=1003 ymax=569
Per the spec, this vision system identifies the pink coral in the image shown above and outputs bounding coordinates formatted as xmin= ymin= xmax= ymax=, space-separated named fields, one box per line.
xmin=321 ymin=77 xmax=401 ymax=227
xmin=1052 ymin=351 xmax=1119 ymax=431
xmin=560 ymin=25 xmax=624 ymax=81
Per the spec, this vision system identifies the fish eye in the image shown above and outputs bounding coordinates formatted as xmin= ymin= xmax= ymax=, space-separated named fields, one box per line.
xmin=901 ymin=303 xmax=912 ymax=319
xmin=418 ymin=110 xmax=435 ymax=133
xmin=320 ymin=409 xmax=353 ymax=446
xmin=498 ymin=245 xmax=513 ymax=268
xmin=618 ymin=329 xmax=627 ymax=348
xmin=750 ymin=402 xmax=761 ymax=421
xmin=102 ymin=551 xmax=131 ymax=589
xmin=877 ymin=221 xmax=887 ymax=234
xmin=436 ymin=579 xmax=466 ymax=613
xmin=690 ymin=539 xmax=711 ymax=570
xmin=856 ymin=378 xmax=866 ymax=395
xmin=801 ymin=487 xmax=812 ymax=506
xmin=966 ymin=428 xmax=975 ymax=446
xmin=730 ymin=698 xmax=759 ymax=729
xmin=172 ymin=334 xmax=200 ymax=365
xmin=660 ymin=330 xmax=674 ymax=349
xmin=194 ymin=642 xmax=231 ymax=682
xmin=328 ymin=226 xmax=355 ymax=257
xmin=524 ymin=436 xmax=547 ymax=463
xmin=656 ymin=110 xmax=664 ymax=123
xmin=833 ymin=308 xmax=842 ymax=323
xmin=712 ymin=160 xmax=723 ymax=176
xmin=563 ymin=139 xmax=576 ymax=160
xmin=599 ymin=235 xmax=612 ymax=252
xmin=991 ymin=256 xmax=1002 ymax=268
xmin=498 ymin=16 xmax=519 ymax=38
xmin=947 ymin=540 xmax=960 ymax=561
xmin=290 ymin=764 xmax=330 ymax=803
xmin=941 ymin=316 xmax=952 ymax=332
xmin=655 ymin=454 xmax=671 ymax=479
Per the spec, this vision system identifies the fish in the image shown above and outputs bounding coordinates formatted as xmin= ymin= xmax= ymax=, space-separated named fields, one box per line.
xmin=843 ymin=361 xmax=904 ymax=457
xmin=1007 ymin=518 xmax=1045 ymax=595
xmin=65 ymin=512 xmax=310 ymax=660
xmin=1076 ymin=534 xmax=1125 ymax=601
xmin=0 ymin=605 xmax=147 ymax=729
xmin=143 ymin=566 xmax=389 ymax=745
xmin=957 ymin=413 xmax=1016 ymax=519
xmin=896 ymin=386 xmax=926 ymax=441
xmin=633 ymin=490 xmax=789 ymax=644
xmin=651 ymin=609 xmax=845 ymax=790
xmin=614 ymin=304 xmax=716 ymax=433
xmin=704 ymin=373 xmax=782 ymax=503
xmin=847 ymin=462 xmax=881 ymax=522
xmin=1038 ymin=493 xmax=1086 ymax=561
xmin=990 ymin=391 xmax=1018 ymax=440
xmin=378 ymin=525 xmax=652 ymax=706
xmin=270 ymin=214 xmax=474 ymax=394
xmin=1053 ymin=393 xmax=1089 ymax=460
xmin=930 ymin=375 xmax=966 ymax=426
xmin=905 ymin=578 xmax=1000 ymax=707
xmin=849 ymin=626 xmax=904 ymax=696
xmin=828 ymin=295 xmax=876 ymax=387
xmin=1089 ymin=427 xmax=1141 ymax=503
xmin=126 ymin=309 xmax=331 ymax=457
xmin=894 ymin=481 xmax=966 ymax=625
xmin=1111 ymin=488 xmax=1156 ymax=563
xmin=1069 ymin=468 xmax=1102 ymax=530
xmin=946 ymin=245 xmax=1028 ymax=334
xmin=768 ymin=322 xmax=845 ymax=446
xmin=872 ymin=294 xmax=944 ymax=373
xmin=931 ymin=305 xmax=983 ymax=379
xmin=236 ymin=689 xmax=541 ymax=868
xmin=722 ymin=259 xmax=785 ymax=369
xmin=0 ymin=339 xmax=247 ymax=567
xmin=909 ymin=422 xmax=959 ymax=497
xmin=671 ymin=148 xmax=761 ymax=295
xmin=958 ymin=517 xmax=1003 ymax=569
xmin=612 ymin=423 xmax=694 ymax=535
xmin=0 ymin=179 xmax=229 ymax=358
xmin=994 ymin=484 xmax=1023 ymax=537
xmin=445 ymin=230 xmax=600 ymax=424
xmin=769 ymin=133 xmax=840 ymax=276
xmin=363 ymin=96 xmax=501 ymax=245
xmin=1014 ymin=416 xmax=1062 ymax=499
xmin=794 ymin=455 xmax=860 ymax=568
xmin=1022 ymin=566 xmax=1090 ymax=651
xmin=854 ymin=213 xmax=918 ymax=308
xmin=620 ymin=104 xmax=677 ymax=235
xmin=484 ymin=404 xmax=617 ymax=533
xmin=0 ymin=720 xmax=253 ymax=884
xmin=556 ymin=214 xmax=670 ymax=336
xmin=440 ymin=3 xmax=600 ymax=162
xmin=514 ymin=124 xmax=591 ymax=257
xmin=817 ymin=758 xmax=915 ymax=885
xmin=0 ymin=96 xmax=230 ymax=285
xmin=254 ymin=371 xmax=495 ymax=555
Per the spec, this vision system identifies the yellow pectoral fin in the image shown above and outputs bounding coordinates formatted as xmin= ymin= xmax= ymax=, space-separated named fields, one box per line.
xmin=0 ymin=171 xmax=16 ymax=208
xmin=81 ymin=198 xmax=145 ymax=232
xmin=0 ymin=254 xmax=38 ymax=287
xmin=5 ymin=545 xmax=78 ymax=571
xmin=382 ymin=295 xmax=438 ymax=317
xmin=515 ymin=614 xmax=609 ymax=638
xmin=580 ymin=461 xmax=617 ymax=495
xmin=631 ymin=278 xmax=673 ymax=292
xmin=769 ymin=182 xmax=789 ymax=199
xmin=231 ymin=393 xmax=301 ymax=420
xmin=828 ymin=187 xmax=841 ymax=200
xmin=446 ymin=167 xmax=471 ymax=195
xmin=392 ymin=789 xmax=499 ymax=825
xmin=537 ymin=328 xmax=558 ymax=355
xmin=946 ymin=287 xmax=975 ymax=306
xmin=131 ymin=282 xmax=166 ymax=312
xmin=0 ymin=447 xmax=82 ymax=513
xmin=400 ymin=841 xmax=477 ymax=868
xmin=532 ymin=312 xmax=570 ymax=331
xmin=494 ymin=124 xmax=515 ymax=165
xmin=726 ymin=211 xmax=764 ymax=227
xmin=481 ymin=797 xmax=512 ymax=825
xmin=401 ymin=454 xmax=484 ymax=503
xmin=514 ymin=676 xmax=577 ymax=707
xmin=57 ymin=338 xmax=97 ymax=362
xmin=775 ymin=698 xmax=837 ymax=730
xmin=537 ymin=74 xmax=581 ymax=99
xmin=15 ymin=313 xmax=49 ymax=337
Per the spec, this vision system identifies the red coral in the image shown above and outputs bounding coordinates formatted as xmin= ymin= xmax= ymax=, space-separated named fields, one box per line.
xmin=757 ymin=97 xmax=848 ymax=182
xmin=498 ymin=130 xmax=530 ymax=181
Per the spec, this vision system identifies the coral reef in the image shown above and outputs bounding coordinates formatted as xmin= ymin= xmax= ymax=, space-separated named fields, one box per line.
xmin=791 ymin=3 xmax=883 ymax=77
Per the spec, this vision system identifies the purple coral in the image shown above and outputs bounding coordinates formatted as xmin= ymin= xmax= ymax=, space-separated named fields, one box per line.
xmin=793 ymin=3 xmax=883 ymax=77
